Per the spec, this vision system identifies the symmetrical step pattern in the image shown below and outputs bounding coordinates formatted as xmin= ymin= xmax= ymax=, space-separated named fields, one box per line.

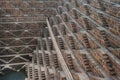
xmin=0 ymin=0 xmax=120 ymax=80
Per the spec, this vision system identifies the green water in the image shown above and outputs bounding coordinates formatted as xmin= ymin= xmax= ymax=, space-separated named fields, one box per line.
xmin=0 ymin=71 xmax=25 ymax=80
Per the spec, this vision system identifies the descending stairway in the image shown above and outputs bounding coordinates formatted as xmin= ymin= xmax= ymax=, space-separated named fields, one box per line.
xmin=0 ymin=0 xmax=120 ymax=80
